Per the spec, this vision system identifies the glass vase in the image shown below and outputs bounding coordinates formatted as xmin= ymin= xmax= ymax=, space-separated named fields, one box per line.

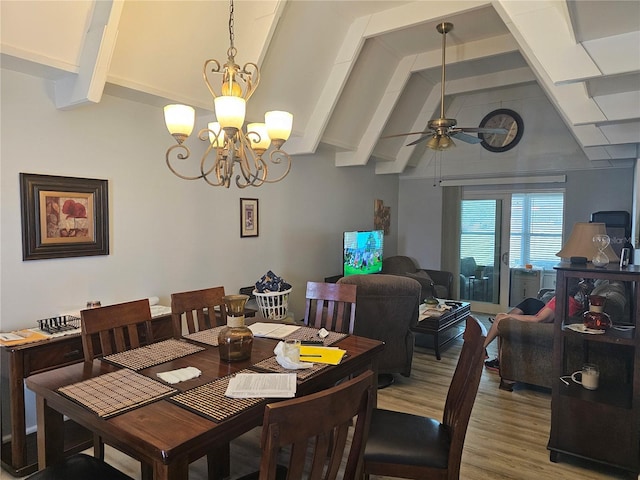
xmin=218 ymin=294 xmax=253 ymax=362
xmin=583 ymin=295 xmax=611 ymax=330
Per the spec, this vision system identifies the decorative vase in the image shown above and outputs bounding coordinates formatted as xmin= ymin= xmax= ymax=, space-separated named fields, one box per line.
xmin=592 ymin=234 xmax=610 ymax=268
xmin=218 ymin=294 xmax=253 ymax=362
xmin=583 ymin=295 xmax=611 ymax=330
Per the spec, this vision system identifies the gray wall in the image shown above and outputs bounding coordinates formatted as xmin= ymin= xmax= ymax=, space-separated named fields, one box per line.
xmin=0 ymin=68 xmax=399 ymax=332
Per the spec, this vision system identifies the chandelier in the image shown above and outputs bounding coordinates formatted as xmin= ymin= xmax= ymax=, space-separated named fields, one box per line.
xmin=163 ymin=0 xmax=293 ymax=188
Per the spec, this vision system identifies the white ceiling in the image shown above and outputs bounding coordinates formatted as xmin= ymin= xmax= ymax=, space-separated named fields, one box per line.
xmin=1 ymin=0 xmax=639 ymax=175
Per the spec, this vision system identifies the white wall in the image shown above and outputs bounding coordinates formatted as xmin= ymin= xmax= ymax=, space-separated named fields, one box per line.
xmin=0 ymin=68 xmax=399 ymax=331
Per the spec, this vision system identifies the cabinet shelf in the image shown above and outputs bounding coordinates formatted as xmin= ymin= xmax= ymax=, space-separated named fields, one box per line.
xmin=548 ymin=263 xmax=640 ymax=475
xmin=556 ymin=378 xmax=632 ymax=409
xmin=560 ymin=326 xmax=635 ymax=345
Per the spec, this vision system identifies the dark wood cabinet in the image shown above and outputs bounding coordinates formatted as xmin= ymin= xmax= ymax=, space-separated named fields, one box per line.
xmin=548 ymin=263 xmax=640 ymax=476
xmin=0 ymin=313 xmax=173 ymax=477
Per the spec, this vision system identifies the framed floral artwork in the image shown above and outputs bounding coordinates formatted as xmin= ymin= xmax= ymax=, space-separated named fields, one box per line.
xmin=20 ymin=173 xmax=109 ymax=260
xmin=240 ymin=198 xmax=259 ymax=238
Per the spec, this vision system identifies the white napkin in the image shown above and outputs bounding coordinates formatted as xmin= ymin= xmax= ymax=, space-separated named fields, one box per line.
xmin=157 ymin=366 xmax=201 ymax=384
xmin=274 ymin=341 xmax=314 ymax=370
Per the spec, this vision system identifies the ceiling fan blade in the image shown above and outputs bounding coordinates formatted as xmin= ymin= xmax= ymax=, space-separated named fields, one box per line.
xmin=450 ymin=131 xmax=482 ymax=144
xmin=458 ymin=127 xmax=508 ymax=134
xmin=381 ymin=130 xmax=433 ymax=140
xmin=406 ymin=134 xmax=434 ymax=147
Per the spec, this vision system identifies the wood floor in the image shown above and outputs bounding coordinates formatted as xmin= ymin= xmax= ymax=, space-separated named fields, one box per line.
xmin=26 ymin=315 xmax=632 ymax=479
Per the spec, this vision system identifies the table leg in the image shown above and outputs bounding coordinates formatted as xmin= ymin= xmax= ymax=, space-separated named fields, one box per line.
xmin=434 ymin=331 xmax=441 ymax=360
xmin=153 ymin=457 xmax=189 ymax=480
xmin=207 ymin=443 xmax=230 ymax=480
xmin=36 ymin=395 xmax=64 ymax=469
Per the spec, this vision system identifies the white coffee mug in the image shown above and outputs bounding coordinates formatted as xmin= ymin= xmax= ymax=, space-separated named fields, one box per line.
xmin=283 ymin=339 xmax=301 ymax=363
xmin=571 ymin=363 xmax=599 ymax=390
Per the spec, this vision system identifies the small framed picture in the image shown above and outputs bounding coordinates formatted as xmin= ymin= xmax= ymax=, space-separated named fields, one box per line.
xmin=240 ymin=198 xmax=259 ymax=238
xmin=20 ymin=173 xmax=109 ymax=260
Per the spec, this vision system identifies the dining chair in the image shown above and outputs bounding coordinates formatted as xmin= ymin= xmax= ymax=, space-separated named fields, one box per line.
xmin=26 ymin=453 xmax=133 ymax=480
xmin=303 ymin=281 xmax=357 ymax=333
xmin=80 ymin=298 xmax=155 ymax=362
xmin=80 ymin=299 xmax=156 ymax=476
xmin=362 ymin=316 xmax=486 ymax=480
xmin=170 ymin=285 xmax=227 ymax=335
xmin=239 ymin=369 xmax=375 ymax=480
xmin=171 ymin=286 xmax=234 ymax=479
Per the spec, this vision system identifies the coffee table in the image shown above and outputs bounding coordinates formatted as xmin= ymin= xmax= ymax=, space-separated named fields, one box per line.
xmin=411 ymin=301 xmax=471 ymax=360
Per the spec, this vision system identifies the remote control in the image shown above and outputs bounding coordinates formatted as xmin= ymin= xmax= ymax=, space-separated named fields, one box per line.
xmin=301 ymin=340 xmax=324 ymax=345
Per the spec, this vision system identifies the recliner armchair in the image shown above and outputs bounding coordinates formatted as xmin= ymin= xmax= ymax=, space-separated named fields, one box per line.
xmin=337 ymin=274 xmax=421 ymax=385
xmin=382 ymin=255 xmax=453 ymax=301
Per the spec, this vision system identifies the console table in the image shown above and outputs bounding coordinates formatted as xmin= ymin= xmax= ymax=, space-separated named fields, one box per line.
xmin=0 ymin=313 xmax=173 ymax=477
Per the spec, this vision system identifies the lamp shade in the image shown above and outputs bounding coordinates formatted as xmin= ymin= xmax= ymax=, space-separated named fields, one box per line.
xmin=265 ymin=111 xmax=293 ymax=141
xmin=247 ymin=123 xmax=271 ymax=151
xmin=207 ymin=122 xmax=224 ymax=147
xmin=214 ymin=96 xmax=246 ymax=130
xmin=556 ymin=222 xmax=620 ymax=262
xmin=164 ymin=104 xmax=195 ymax=137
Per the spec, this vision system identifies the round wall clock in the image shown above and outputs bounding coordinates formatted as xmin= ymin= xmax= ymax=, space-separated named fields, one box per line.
xmin=478 ymin=109 xmax=524 ymax=152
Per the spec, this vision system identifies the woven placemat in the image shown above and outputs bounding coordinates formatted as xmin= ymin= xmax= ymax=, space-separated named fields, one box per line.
xmin=250 ymin=355 xmax=330 ymax=380
xmin=183 ymin=326 xmax=226 ymax=347
xmin=169 ymin=370 xmax=266 ymax=423
xmin=58 ymin=369 xmax=176 ymax=419
xmin=284 ymin=327 xmax=348 ymax=346
xmin=103 ymin=339 xmax=205 ymax=371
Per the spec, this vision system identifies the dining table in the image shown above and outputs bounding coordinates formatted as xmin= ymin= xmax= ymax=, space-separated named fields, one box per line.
xmin=25 ymin=324 xmax=383 ymax=480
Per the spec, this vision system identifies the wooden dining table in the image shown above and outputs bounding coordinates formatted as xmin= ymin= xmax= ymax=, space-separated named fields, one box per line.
xmin=25 ymin=330 xmax=383 ymax=480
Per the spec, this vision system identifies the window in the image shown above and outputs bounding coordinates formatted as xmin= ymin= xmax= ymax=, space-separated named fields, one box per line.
xmin=509 ymin=193 xmax=564 ymax=269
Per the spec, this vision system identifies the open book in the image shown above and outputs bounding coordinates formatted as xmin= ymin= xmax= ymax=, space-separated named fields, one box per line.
xmin=248 ymin=322 xmax=300 ymax=339
xmin=225 ymin=373 xmax=297 ymax=398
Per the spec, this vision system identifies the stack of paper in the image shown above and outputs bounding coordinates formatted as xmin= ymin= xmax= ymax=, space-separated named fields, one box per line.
xmin=225 ymin=373 xmax=297 ymax=398
xmin=299 ymin=346 xmax=346 ymax=365
xmin=248 ymin=322 xmax=300 ymax=339
xmin=0 ymin=330 xmax=49 ymax=346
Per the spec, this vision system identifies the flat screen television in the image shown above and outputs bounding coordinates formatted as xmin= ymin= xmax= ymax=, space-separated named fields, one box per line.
xmin=343 ymin=230 xmax=384 ymax=277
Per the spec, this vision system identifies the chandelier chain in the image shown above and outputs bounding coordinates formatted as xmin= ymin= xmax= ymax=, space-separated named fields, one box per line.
xmin=228 ymin=0 xmax=235 ymax=55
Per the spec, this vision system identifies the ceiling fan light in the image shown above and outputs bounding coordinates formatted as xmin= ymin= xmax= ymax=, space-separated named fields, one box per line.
xmin=426 ymin=136 xmax=440 ymax=150
xmin=439 ymin=135 xmax=455 ymax=150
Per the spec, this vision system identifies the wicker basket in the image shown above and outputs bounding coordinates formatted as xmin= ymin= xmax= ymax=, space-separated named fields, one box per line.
xmin=253 ymin=288 xmax=292 ymax=320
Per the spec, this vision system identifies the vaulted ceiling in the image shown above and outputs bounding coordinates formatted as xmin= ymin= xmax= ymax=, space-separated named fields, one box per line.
xmin=2 ymin=0 xmax=639 ymax=176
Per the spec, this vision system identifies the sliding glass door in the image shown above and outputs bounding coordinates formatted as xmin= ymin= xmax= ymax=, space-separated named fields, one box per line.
xmin=458 ymin=190 xmax=564 ymax=314
xmin=459 ymin=195 xmax=511 ymax=313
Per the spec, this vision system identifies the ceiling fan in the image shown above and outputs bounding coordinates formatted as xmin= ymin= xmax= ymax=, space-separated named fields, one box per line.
xmin=384 ymin=22 xmax=507 ymax=151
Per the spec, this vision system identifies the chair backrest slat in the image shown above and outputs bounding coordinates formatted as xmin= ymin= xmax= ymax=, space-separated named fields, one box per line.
xmin=171 ymin=286 xmax=226 ymax=335
xmin=81 ymin=299 xmax=153 ymax=361
xmin=304 ymin=282 xmax=357 ymax=334
xmin=258 ymin=370 xmax=375 ymax=480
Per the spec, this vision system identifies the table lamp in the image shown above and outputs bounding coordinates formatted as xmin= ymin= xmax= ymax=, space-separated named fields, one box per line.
xmin=556 ymin=222 xmax=619 ymax=264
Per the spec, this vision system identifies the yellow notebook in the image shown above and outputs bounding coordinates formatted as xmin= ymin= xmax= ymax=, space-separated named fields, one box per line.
xmin=299 ymin=346 xmax=346 ymax=365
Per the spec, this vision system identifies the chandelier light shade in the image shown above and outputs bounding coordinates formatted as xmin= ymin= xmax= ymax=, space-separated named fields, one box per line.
xmin=163 ymin=0 xmax=293 ymax=188
xmin=556 ymin=222 xmax=620 ymax=263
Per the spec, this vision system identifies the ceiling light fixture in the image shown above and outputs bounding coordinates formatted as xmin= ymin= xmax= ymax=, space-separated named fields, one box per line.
xmin=163 ymin=0 xmax=293 ymax=188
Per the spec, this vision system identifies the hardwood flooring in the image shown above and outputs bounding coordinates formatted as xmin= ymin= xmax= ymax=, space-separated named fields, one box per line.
xmin=22 ymin=315 xmax=632 ymax=479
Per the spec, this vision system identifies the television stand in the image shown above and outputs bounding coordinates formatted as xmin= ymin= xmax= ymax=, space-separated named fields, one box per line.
xmin=324 ymin=274 xmax=343 ymax=283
